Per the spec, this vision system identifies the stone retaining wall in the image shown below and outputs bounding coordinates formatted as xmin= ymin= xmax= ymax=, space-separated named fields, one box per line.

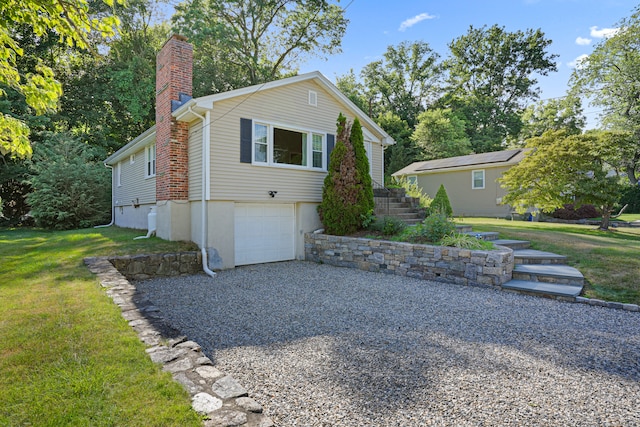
xmin=305 ymin=233 xmax=514 ymax=287
xmin=109 ymin=252 xmax=202 ymax=280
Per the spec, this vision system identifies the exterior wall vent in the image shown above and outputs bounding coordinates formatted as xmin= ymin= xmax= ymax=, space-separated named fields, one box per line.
xmin=308 ymin=90 xmax=317 ymax=106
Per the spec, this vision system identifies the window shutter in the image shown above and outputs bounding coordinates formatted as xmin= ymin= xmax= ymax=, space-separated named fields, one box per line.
xmin=240 ymin=118 xmax=252 ymax=163
xmin=326 ymin=133 xmax=335 ymax=167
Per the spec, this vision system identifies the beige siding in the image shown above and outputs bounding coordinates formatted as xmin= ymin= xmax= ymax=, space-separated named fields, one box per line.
xmin=370 ymin=142 xmax=384 ymax=184
xmin=113 ymin=147 xmax=155 ymax=206
xmin=188 ymin=122 xmax=203 ymax=200
xmin=417 ymin=166 xmax=512 ymax=217
xmin=208 ymin=80 xmax=385 ymax=202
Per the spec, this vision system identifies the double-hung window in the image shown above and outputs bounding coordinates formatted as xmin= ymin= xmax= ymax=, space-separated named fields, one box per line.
xmin=252 ymin=122 xmax=325 ymax=170
xmin=472 ymin=169 xmax=485 ymax=189
xmin=145 ymin=144 xmax=156 ymax=178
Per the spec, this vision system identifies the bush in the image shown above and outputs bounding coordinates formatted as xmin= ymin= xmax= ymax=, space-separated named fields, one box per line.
xmin=404 ymin=213 xmax=456 ymax=243
xmin=551 ymin=204 xmax=600 ymax=220
xmin=618 ymin=185 xmax=640 ymax=213
xmin=369 ymin=216 xmax=407 ymax=235
xmin=395 ymin=177 xmax=432 ymax=209
xmin=318 ymin=114 xmax=374 ymax=235
xmin=440 ymin=233 xmax=495 ymax=250
xmin=26 ymin=132 xmax=111 ymax=230
xmin=430 ymin=184 xmax=453 ymax=217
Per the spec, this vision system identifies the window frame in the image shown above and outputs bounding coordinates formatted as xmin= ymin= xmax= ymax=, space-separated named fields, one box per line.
xmin=251 ymin=120 xmax=326 ymax=171
xmin=472 ymin=169 xmax=485 ymax=189
xmin=145 ymin=144 xmax=156 ymax=178
xmin=116 ymin=161 xmax=122 ymax=187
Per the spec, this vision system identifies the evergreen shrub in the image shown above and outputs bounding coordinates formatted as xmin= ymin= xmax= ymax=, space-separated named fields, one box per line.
xmin=430 ymin=184 xmax=453 ymax=217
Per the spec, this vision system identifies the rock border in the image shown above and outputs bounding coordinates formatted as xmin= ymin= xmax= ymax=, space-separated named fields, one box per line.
xmin=84 ymin=256 xmax=274 ymax=427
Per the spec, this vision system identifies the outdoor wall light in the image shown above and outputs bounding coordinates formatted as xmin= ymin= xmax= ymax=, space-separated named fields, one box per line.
xmin=268 ymin=190 xmax=278 ymax=198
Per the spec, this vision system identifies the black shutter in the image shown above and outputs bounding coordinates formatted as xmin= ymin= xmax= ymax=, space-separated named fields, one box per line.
xmin=326 ymin=133 xmax=335 ymax=168
xmin=240 ymin=118 xmax=252 ymax=163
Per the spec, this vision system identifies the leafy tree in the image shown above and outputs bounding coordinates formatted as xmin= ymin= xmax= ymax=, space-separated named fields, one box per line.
xmin=0 ymin=0 xmax=122 ymax=158
xmin=444 ymin=25 xmax=557 ymax=153
xmin=335 ymin=69 xmax=369 ymax=113
xmin=26 ymin=132 xmax=111 ymax=229
xmin=570 ymin=5 xmax=640 ymax=184
xmin=318 ymin=114 xmax=373 ymax=235
xmin=172 ymin=0 xmax=348 ymax=95
xmin=500 ymin=130 xmax=625 ymax=230
xmin=412 ymin=108 xmax=472 ymax=160
xmin=430 ymin=184 xmax=453 ymax=217
xmin=360 ymin=41 xmax=442 ymax=127
xmin=377 ymin=111 xmax=414 ymax=175
xmin=516 ymin=95 xmax=585 ymax=143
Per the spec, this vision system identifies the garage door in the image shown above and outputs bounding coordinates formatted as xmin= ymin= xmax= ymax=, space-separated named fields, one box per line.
xmin=234 ymin=203 xmax=295 ymax=266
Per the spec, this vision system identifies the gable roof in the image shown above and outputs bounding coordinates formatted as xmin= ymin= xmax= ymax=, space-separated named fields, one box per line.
xmin=172 ymin=71 xmax=394 ymax=146
xmin=105 ymin=71 xmax=394 ymax=166
xmin=393 ymin=149 xmax=527 ymax=176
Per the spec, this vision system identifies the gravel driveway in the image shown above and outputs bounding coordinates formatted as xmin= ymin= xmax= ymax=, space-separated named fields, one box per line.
xmin=136 ymin=261 xmax=640 ymax=426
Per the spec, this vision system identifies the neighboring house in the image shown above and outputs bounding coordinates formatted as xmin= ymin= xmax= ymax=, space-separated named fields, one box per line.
xmin=392 ymin=149 xmax=527 ymax=217
xmin=105 ymin=35 xmax=394 ymax=269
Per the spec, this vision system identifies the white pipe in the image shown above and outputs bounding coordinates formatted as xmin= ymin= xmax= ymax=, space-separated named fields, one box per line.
xmin=95 ymin=164 xmax=115 ymax=228
xmin=188 ymin=105 xmax=216 ymax=278
xmin=134 ymin=206 xmax=157 ymax=239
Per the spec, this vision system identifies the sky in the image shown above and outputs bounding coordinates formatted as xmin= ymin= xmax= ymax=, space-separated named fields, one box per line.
xmin=293 ymin=0 xmax=638 ymax=125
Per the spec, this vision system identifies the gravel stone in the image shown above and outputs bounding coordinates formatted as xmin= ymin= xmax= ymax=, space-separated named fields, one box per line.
xmin=136 ymin=261 xmax=640 ymax=426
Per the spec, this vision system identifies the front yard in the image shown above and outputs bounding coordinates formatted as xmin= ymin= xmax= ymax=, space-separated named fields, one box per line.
xmin=0 ymin=227 xmax=202 ymax=426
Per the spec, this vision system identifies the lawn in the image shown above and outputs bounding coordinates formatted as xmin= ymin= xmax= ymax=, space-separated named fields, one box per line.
xmin=0 ymin=227 xmax=202 ymax=427
xmin=458 ymin=218 xmax=640 ymax=305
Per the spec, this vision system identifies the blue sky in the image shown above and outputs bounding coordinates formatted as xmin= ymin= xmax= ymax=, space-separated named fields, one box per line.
xmin=296 ymin=0 xmax=638 ymax=123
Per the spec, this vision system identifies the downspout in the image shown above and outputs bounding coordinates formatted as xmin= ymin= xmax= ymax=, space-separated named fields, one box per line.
xmin=188 ymin=105 xmax=216 ymax=278
xmin=95 ymin=164 xmax=115 ymax=228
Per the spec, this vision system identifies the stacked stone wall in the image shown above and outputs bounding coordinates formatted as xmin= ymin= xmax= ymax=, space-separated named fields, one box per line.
xmin=305 ymin=233 xmax=513 ymax=287
xmin=108 ymin=252 xmax=202 ymax=280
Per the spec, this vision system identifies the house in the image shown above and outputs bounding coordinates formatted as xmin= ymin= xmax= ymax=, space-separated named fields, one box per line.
xmin=105 ymin=35 xmax=394 ymax=269
xmin=392 ymin=149 xmax=527 ymax=217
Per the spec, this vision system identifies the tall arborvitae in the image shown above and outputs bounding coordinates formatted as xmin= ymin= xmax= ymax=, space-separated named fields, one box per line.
xmin=431 ymin=184 xmax=454 ymax=217
xmin=318 ymin=113 xmax=373 ymax=235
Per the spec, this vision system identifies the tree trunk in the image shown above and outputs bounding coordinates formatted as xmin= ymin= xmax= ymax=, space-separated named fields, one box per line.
xmin=599 ymin=209 xmax=611 ymax=231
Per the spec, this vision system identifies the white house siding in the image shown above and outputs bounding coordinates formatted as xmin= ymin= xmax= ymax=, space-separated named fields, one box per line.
xmin=113 ymin=146 xmax=156 ymax=229
xmin=188 ymin=122 xmax=203 ymax=201
xmin=207 ymin=80 xmax=385 ymax=203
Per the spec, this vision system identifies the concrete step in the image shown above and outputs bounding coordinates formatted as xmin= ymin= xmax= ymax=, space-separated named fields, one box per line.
xmin=502 ymin=279 xmax=583 ymax=298
xmin=464 ymin=231 xmax=500 ymax=241
xmin=514 ymin=249 xmax=567 ymax=265
xmin=492 ymin=239 xmax=531 ymax=250
xmin=512 ymin=264 xmax=584 ymax=286
xmin=375 ymin=207 xmax=418 ymax=215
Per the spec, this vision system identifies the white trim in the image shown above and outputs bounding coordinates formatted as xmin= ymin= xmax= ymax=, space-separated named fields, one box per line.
xmin=472 ymin=169 xmax=485 ymax=189
xmin=145 ymin=144 xmax=156 ymax=178
xmin=116 ymin=162 xmax=122 ymax=187
xmin=308 ymin=90 xmax=317 ymax=106
xmin=251 ymin=119 xmax=327 ymax=171
xmin=129 ymin=154 xmax=135 ymax=164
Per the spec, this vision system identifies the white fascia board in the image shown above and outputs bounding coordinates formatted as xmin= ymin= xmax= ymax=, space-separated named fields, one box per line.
xmin=105 ymin=125 xmax=156 ymax=165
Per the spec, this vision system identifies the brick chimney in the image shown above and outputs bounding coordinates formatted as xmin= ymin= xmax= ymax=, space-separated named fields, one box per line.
xmin=155 ymin=34 xmax=192 ymax=201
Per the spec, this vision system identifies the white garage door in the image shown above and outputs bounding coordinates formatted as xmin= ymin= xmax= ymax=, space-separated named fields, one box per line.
xmin=234 ymin=203 xmax=295 ymax=266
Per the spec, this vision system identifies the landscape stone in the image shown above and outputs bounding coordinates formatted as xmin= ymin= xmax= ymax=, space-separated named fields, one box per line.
xmin=192 ymin=392 xmax=223 ymax=414
xmin=206 ymin=409 xmax=247 ymax=426
xmin=235 ymin=397 xmax=263 ymax=413
xmin=196 ymin=365 xmax=224 ymax=380
xmin=212 ymin=375 xmax=248 ymax=399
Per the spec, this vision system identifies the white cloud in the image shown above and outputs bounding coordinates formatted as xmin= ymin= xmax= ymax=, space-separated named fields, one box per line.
xmin=590 ymin=26 xmax=619 ymax=38
xmin=399 ymin=13 xmax=435 ymax=32
xmin=568 ymin=54 xmax=589 ymax=69
xmin=575 ymin=36 xmax=592 ymax=45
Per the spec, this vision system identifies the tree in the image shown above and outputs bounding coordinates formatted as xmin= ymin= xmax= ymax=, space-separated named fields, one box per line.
xmin=444 ymin=25 xmax=557 ymax=153
xmin=172 ymin=0 xmax=347 ymax=95
xmin=0 ymin=0 xmax=122 ymax=158
xmin=375 ymin=111 xmax=414 ymax=176
xmin=517 ymin=94 xmax=585 ymax=143
xmin=412 ymin=108 xmax=472 ymax=160
xmin=570 ymin=5 xmax=640 ymax=184
xmin=318 ymin=114 xmax=372 ymax=235
xmin=25 ymin=132 xmax=111 ymax=229
xmin=500 ymin=130 xmax=625 ymax=230
xmin=430 ymin=184 xmax=453 ymax=217
xmin=360 ymin=41 xmax=442 ymax=127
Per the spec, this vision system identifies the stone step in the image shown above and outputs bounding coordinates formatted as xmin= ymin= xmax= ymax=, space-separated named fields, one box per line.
xmin=464 ymin=231 xmax=500 ymax=241
xmin=502 ymin=279 xmax=583 ymax=298
xmin=512 ymin=264 xmax=584 ymax=286
xmin=514 ymin=249 xmax=567 ymax=265
xmin=455 ymin=225 xmax=473 ymax=233
xmin=492 ymin=239 xmax=531 ymax=250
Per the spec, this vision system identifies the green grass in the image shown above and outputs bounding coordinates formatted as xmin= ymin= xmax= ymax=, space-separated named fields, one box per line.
xmin=0 ymin=227 xmax=202 ymax=427
xmin=457 ymin=218 xmax=640 ymax=305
